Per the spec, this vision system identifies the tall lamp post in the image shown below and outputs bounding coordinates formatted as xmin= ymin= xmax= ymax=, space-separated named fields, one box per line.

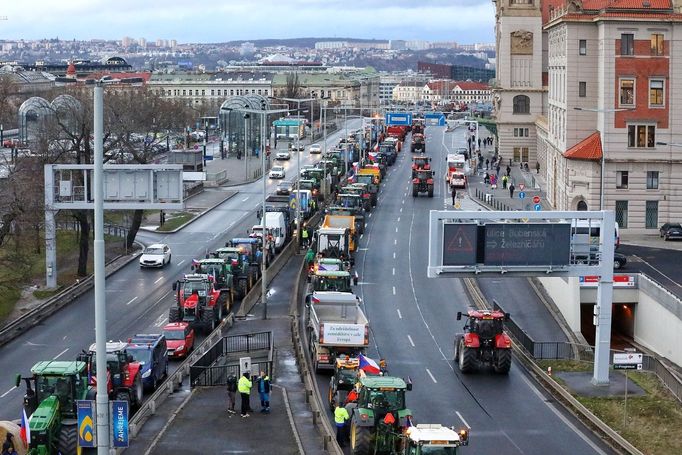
xmin=280 ymin=97 xmax=315 ymax=247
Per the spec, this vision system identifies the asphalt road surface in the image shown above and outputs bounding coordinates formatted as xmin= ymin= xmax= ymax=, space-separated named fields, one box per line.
xmin=0 ymin=120 xmax=360 ymax=420
xmin=312 ymin=125 xmax=613 ymax=455
xmin=617 ymin=244 xmax=682 ymax=300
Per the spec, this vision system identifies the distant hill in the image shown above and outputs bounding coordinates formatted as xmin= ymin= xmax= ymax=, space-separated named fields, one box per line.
xmin=218 ymin=37 xmax=388 ymax=48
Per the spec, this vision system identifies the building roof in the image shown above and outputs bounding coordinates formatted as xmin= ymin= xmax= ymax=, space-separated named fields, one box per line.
xmin=543 ymin=0 xmax=677 ymax=24
xmin=453 ymin=81 xmax=489 ymax=91
xmin=564 ymin=131 xmax=602 ymax=161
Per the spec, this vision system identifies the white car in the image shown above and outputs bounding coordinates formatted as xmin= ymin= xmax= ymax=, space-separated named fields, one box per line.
xmin=309 ymin=144 xmax=322 ymax=154
xmin=139 ymin=243 xmax=171 ymax=268
xmin=269 ymin=165 xmax=286 ymax=179
xmin=275 ymin=150 xmax=291 ymax=160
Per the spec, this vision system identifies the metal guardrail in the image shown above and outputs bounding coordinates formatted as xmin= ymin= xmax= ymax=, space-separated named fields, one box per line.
xmin=56 ymin=221 xmax=129 ymax=239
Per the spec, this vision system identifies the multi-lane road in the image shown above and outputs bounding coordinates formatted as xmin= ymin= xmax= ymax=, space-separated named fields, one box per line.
xmin=313 ymin=125 xmax=614 ymax=454
xmin=0 ymin=121 xmax=361 ymax=419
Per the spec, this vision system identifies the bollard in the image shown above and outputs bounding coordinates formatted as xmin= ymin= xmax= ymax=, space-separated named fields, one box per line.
xmin=305 ymin=389 xmax=312 ymax=403
xmin=547 ymin=366 xmax=552 ymax=377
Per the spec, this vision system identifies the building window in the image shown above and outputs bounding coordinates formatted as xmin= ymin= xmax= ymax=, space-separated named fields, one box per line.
xmin=627 ymin=124 xmax=655 ymax=148
xmin=645 ymin=201 xmax=659 ymax=228
xmin=512 ymin=95 xmax=530 ymax=114
xmin=615 ymin=201 xmax=629 ymax=228
xmin=579 ymin=82 xmax=587 ymax=97
xmin=649 ymin=79 xmax=664 ymax=107
xmin=210 ymin=89 xmax=214 ymax=96
xmin=616 ymin=171 xmax=629 ymax=189
xmin=513 ymin=128 xmax=529 ymax=137
xmin=651 ymin=33 xmax=664 ymax=56
xmin=619 ymin=79 xmax=635 ymax=106
xmin=646 ymin=171 xmax=659 ymax=189
xmin=621 ymin=34 xmax=634 ymax=56
xmin=182 ymin=89 xmax=186 ymax=96
xmin=579 ymin=39 xmax=587 ymax=55
xmin=201 ymin=90 xmax=205 ymax=96
xmin=230 ymin=89 xmax=234 ymax=96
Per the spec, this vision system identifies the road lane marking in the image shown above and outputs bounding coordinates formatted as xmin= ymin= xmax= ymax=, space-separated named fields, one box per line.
xmin=177 ymin=260 xmax=185 ymax=267
xmin=154 ymin=291 xmax=171 ymax=305
xmin=155 ymin=317 xmax=168 ymax=328
xmin=407 ymin=335 xmax=415 ymax=347
xmin=426 ymin=368 xmax=437 ymax=383
xmin=395 ymin=227 xmax=398 ymax=233
xmin=400 ymin=207 xmax=403 ymax=213
xmin=402 ymin=199 xmax=405 ymax=205
xmin=397 ymin=217 xmax=400 ymax=222
xmin=392 ymin=286 xmax=396 ymax=295
xmin=368 ymin=213 xmax=372 ymax=218
xmin=397 ymin=309 xmax=402 ymax=319
xmin=360 ymin=234 xmax=364 ymax=239
xmin=393 ymin=252 xmax=396 ymax=259
xmin=154 ymin=277 xmax=163 ymax=284
xmin=242 ymin=196 xmax=250 ymax=202
xmin=0 ymin=387 xmax=17 ymax=398
xmin=456 ymin=411 xmax=471 ymax=429
xmin=126 ymin=296 xmax=139 ymax=306
xmin=394 ymin=239 xmax=397 ymax=245
xmin=53 ymin=348 xmax=69 ymax=359
xmin=392 ymin=268 xmax=395 ymax=275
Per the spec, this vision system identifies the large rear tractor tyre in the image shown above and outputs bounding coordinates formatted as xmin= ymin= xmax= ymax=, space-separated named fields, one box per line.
xmin=168 ymin=307 xmax=181 ymax=323
xmin=115 ymin=390 xmax=131 ymax=407
xmin=58 ymin=423 xmax=78 ymax=455
xmin=428 ymin=188 xmax=434 ymax=198
xmin=328 ymin=385 xmax=336 ymax=411
xmin=412 ymin=188 xmax=418 ymax=197
xmin=350 ymin=422 xmax=372 ymax=455
xmin=201 ymin=308 xmax=215 ymax=333
xmin=132 ymin=374 xmax=144 ymax=406
xmin=458 ymin=341 xmax=476 ymax=374
xmin=494 ymin=348 xmax=512 ymax=374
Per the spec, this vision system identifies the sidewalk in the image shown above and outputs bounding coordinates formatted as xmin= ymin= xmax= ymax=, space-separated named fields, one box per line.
xmin=125 ymin=254 xmax=326 ymax=455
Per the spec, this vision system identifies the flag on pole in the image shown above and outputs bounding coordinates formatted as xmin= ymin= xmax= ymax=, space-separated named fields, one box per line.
xmin=358 ymin=354 xmax=381 ymax=375
xmin=20 ymin=407 xmax=31 ymax=447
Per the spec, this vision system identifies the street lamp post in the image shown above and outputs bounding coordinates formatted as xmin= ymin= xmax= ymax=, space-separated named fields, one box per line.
xmin=243 ymin=114 xmax=250 ymax=179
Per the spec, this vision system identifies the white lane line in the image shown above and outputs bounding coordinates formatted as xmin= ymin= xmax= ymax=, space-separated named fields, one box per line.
xmin=456 ymin=411 xmax=471 ymax=429
xmin=392 ymin=267 xmax=395 ymax=275
xmin=154 ymin=277 xmax=163 ymax=284
xmin=397 ymin=309 xmax=402 ymax=319
xmin=407 ymin=334 xmax=415 ymax=347
xmin=400 ymin=207 xmax=403 ymax=213
xmin=395 ymin=227 xmax=398 ymax=233
xmin=426 ymin=368 xmax=438 ymax=383
xmin=53 ymin=348 xmax=69 ymax=359
xmin=228 ymin=221 xmax=236 ymax=228
xmin=242 ymin=196 xmax=250 ymax=202
xmin=0 ymin=387 xmax=17 ymax=398
xmin=392 ymin=286 xmax=396 ymax=295
xmin=155 ymin=317 xmax=168 ymax=328
xmin=126 ymin=296 xmax=139 ymax=306
xmin=394 ymin=239 xmax=397 ymax=245
xmin=397 ymin=217 xmax=400 ymax=222
xmin=368 ymin=213 xmax=372 ymax=218
xmin=360 ymin=234 xmax=364 ymax=239
xmin=177 ymin=259 xmax=185 ymax=267
xmin=393 ymin=252 xmax=396 ymax=259
xmin=154 ymin=291 xmax=171 ymax=305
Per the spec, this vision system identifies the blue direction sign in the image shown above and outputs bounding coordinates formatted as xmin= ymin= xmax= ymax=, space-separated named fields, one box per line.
xmin=385 ymin=112 xmax=412 ymax=126
xmin=534 ymin=204 xmax=542 ymax=211
xmin=204 ymin=155 xmax=213 ymax=161
xmin=518 ymin=191 xmax=526 ymax=200
xmin=112 ymin=400 xmax=130 ymax=448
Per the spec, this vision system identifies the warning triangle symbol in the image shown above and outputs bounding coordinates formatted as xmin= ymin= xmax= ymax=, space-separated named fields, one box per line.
xmin=447 ymin=227 xmax=474 ymax=253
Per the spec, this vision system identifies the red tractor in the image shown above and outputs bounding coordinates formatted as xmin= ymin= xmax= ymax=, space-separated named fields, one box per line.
xmin=79 ymin=341 xmax=144 ymax=408
xmin=411 ymin=155 xmax=432 ymax=178
xmin=454 ymin=309 xmax=512 ymax=374
xmin=411 ymin=133 xmax=425 ymax=153
xmin=169 ymin=273 xmax=226 ymax=333
xmin=412 ymin=169 xmax=434 ymax=198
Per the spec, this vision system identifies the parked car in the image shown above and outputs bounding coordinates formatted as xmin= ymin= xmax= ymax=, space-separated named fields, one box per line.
xmin=613 ymin=252 xmax=627 ymax=270
xmin=275 ymin=150 xmax=291 ymax=160
xmin=269 ymin=165 xmax=286 ymax=179
xmin=659 ymin=222 xmax=682 ymax=241
xmin=276 ymin=180 xmax=293 ymax=195
xmin=163 ymin=322 xmax=195 ymax=359
xmin=309 ymin=144 xmax=322 ymax=154
xmin=139 ymin=243 xmax=172 ymax=268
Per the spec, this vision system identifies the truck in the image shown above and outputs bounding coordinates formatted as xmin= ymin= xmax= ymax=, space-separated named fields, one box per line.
xmin=316 ymin=227 xmax=353 ymax=265
xmin=305 ymin=291 xmax=369 ymax=373
xmin=322 ymin=214 xmax=358 ymax=252
xmin=386 ymin=125 xmax=408 ymax=141
xmin=251 ymin=210 xmax=288 ymax=252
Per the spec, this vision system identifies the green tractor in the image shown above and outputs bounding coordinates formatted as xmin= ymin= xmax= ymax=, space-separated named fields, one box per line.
xmin=349 ymin=376 xmax=413 ymax=455
xmin=16 ymin=361 xmax=93 ymax=455
xmin=213 ymin=247 xmax=254 ymax=299
xmin=191 ymin=257 xmax=235 ymax=308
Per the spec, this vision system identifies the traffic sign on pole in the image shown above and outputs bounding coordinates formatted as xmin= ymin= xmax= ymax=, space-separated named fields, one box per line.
xmin=534 ymin=204 xmax=542 ymax=211
xmin=533 ymin=195 xmax=541 ymax=204
xmin=518 ymin=183 xmax=525 ymax=191
xmin=518 ymin=191 xmax=526 ymax=200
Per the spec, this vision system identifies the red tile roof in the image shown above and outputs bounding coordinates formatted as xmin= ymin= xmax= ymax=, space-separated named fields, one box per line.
xmin=453 ymin=81 xmax=489 ymax=91
xmin=564 ymin=131 xmax=602 ymax=161
xmin=543 ymin=0 xmax=676 ymax=24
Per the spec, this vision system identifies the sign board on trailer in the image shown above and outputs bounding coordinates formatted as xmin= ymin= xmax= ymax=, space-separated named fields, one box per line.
xmin=321 ymin=323 xmax=366 ymax=346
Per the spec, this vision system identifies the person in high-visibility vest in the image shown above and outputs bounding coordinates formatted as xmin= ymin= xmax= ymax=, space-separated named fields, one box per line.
xmin=238 ymin=372 xmax=253 ymax=417
xmin=301 ymin=227 xmax=309 ymax=247
xmin=334 ymin=403 xmax=350 ymax=446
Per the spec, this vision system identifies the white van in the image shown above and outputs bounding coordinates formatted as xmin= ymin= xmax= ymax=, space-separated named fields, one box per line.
xmin=571 ymin=219 xmax=620 ymax=263
xmin=252 ymin=211 xmax=287 ymax=252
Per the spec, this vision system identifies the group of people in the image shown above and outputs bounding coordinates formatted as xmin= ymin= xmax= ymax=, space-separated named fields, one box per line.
xmin=1 ymin=434 xmax=17 ymax=455
xmin=226 ymin=371 xmax=271 ymax=418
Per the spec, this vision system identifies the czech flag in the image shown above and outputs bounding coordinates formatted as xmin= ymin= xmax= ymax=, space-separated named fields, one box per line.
xmin=191 ymin=259 xmax=200 ymax=267
xmin=20 ymin=408 xmax=31 ymax=447
xmin=358 ymin=354 xmax=381 ymax=375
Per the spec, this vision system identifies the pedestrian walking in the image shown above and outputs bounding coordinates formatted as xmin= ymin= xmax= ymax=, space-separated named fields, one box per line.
xmin=334 ymin=403 xmax=350 ymax=447
xmin=301 ymin=227 xmax=309 ymax=248
xmin=478 ymin=138 xmax=481 ymax=148
xmin=485 ymin=158 xmax=490 ymax=170
xmin=451 ymin=186 xmax=457 ymax=206
xmin=484 ymin=173 xmax=489 ymax=185
xmin=257 ymin=370 xmax=271 ymax=413
xmin=496 ymin=164 xmax=501 ymax=177
xmin=506 ymin=165 xmax=511 ymax=177
xmin=509 ymin=183 xmax=515 ymax=199
xmin=226 ymin=374 xmax=238 ymax=414
xmin=305 ymin=247 xmax=315 ymax=267
xmin=536 ymin=161 xmax=540 ymax=174
xmin=502 ymin=175 xmax=508 ymax=190
xmin=238 ymin=372 xmax=253 ymax=417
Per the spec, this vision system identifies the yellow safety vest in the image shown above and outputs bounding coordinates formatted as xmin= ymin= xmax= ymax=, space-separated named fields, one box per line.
xmin=238 ymin=376 xmax=252 ymax=394
xmin=334 ymin=406 xmax=349 ymax=424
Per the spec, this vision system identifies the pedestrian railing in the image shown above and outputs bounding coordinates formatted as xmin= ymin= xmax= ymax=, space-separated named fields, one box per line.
xmin=56 ymin=221 xmax=128 ymax=239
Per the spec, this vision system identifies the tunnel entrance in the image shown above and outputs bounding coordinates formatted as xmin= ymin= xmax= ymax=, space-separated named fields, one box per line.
xmin=580 ymin=302 xmax=636 ymax=350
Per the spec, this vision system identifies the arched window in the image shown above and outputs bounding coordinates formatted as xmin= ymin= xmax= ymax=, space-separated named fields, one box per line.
xmin=577 ymin=200 xmax=588 ymax=211
xmin=513 ymin=95 xmax=530 ymax=114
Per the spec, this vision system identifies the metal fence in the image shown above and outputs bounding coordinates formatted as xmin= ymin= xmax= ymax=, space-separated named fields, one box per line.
xmin=189 ymin=331 xmax=273 ymax=387
xmin=56 ymin=221 xmax=128 ymax=239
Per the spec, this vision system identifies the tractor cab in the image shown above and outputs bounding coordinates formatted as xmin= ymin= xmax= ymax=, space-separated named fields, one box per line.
xmin=191 ymin=258 xmax=233 ymax=296
xmin=213 ymin=247 xmax=252 ymax=298
xmin=327 ymin=356 xmax=361 ymax=410
xmin=412 ymin=156 xmax=432 ymax=176
xmin=310 ymin=270 xmax=355 ymax=293
xmin=403 ymin=424 xmax=470 ymax=454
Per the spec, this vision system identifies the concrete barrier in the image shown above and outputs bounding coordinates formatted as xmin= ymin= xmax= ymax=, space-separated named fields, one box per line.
xmin=0 ymin=252 xmax=141 ymax=348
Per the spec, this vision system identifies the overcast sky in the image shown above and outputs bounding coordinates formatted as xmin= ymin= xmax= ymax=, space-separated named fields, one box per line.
xmin=1 ymin=0 xmax=495 ymax=43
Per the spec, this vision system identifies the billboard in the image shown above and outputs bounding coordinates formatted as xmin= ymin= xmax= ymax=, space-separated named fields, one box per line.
xmin=77 ymin=400 xmax=96 ymax=448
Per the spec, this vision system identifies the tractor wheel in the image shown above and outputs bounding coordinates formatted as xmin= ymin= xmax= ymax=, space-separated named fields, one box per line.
xmin=58 ymin=423 xmax=78 ymax=455
xmin=228 ymin=287 xmax=235 ymax=309
xmin=328 ymin=385 xmax=336 ymax=411
xmin=428 ymin=188 xmax=434 ymax=198
xmin=494 ymin=348 xmax=512 ymax=374
xmin=201 ymin=308 xmax=214 ymax=333
xmin=132 ymin=374 xmax=144 ymax=406
xmin=458 ymin=340 xmax=476 ymax=374
xmin=216 ymin=303 xmax=224 ymax=326
xmin=412 ymin=188 xmax=418 ymax=197
xmin=168 ymin=307 xmax=181 ymax=323
xmin=115 ymin=390 xmax=131 ymax=406
xmin=350 ymin=421 xmax=372 ymax=455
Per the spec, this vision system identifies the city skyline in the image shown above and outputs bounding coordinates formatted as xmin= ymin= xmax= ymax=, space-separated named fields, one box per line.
xmin=0 ymin=0 xmax=495 ymax=43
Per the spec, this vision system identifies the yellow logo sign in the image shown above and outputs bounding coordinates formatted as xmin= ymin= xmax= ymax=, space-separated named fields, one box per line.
xmin=79 ymin=415 xmax=94 ymax=443
xmin=454 ymin=201 xmax=461 ymax=209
